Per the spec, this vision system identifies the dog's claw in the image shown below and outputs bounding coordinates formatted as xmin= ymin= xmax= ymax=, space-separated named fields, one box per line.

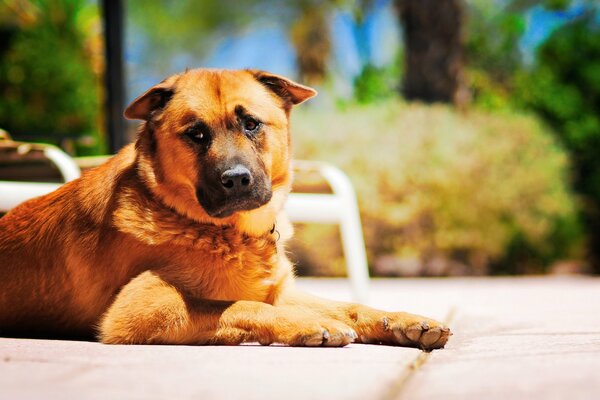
xmin=382 ymin=316 xmax=390 ymax=331
xmin=405 ymin=325 xmax=424 ymax=342
xmin=420 ymin=327 xmax=443 ymax=347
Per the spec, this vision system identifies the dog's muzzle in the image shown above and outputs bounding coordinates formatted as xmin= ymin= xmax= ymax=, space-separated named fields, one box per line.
xmin=196 ymin=164 xmax=272 ymax=218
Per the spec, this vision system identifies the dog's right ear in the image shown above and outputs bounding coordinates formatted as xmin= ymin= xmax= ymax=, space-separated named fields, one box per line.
xmin=249 ymin=70 xmax=317 ymax=107
xmin=124 ymin=80 xmax=176 ymax=121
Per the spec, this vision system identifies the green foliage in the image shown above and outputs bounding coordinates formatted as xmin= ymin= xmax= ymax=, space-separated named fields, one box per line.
xmin=516 ymin=15 xmax=600 ymax=159
xmin=464 ymin=0 xmax=526 ymax=110
xmin=352 ymin=60 xmax=401 ymax=104
xmin=0 ymin=0 xmax=103 ymax=155
xmin=290 ymin=101 xmax=582 ymax=276
xmin=466 ymin=1 xmax=526 ymax=83
xmin=515 ymin=13 xmax=600 ymax=269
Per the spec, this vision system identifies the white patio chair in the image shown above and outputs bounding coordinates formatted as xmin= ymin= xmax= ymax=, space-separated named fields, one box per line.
xmin=285 ymin=161 xmax=370 ymax=302
xmin=0 ymin=143 xmax=370 ymax=302
xmin=0 ymin=142 xmax=81 ymax=210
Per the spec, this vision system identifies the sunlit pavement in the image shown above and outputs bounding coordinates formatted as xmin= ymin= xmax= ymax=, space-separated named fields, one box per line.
xmin=1 ymin=277 xmax=599 ymax=400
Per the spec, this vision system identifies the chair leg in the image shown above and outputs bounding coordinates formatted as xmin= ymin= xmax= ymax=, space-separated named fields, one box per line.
xmin=319 ymin=163 xmax=370 ymax=303
xmin=338 ymin=195 xmax=370 ymax=303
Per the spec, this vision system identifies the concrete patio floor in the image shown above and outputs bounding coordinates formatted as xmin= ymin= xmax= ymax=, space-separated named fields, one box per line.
xmin=1 ymin=276 xmax=599 ymax=399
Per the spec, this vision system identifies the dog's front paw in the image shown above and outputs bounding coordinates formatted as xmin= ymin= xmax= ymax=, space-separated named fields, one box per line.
xmin=383 ymin=313 xmax=451 ymax=350
xmin=355 ymin=311 xmax=451 ymax=350
xmin=268 ymin=317 xmax=358 ymax=347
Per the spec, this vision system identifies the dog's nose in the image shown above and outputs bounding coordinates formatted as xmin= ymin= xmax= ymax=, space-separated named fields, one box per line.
xmin=221 ymin=165 xmax=252 ymax=190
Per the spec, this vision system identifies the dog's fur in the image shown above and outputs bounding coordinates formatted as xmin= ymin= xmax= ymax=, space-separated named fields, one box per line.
xmin=0 ymin=69 xmax=450 ymax=348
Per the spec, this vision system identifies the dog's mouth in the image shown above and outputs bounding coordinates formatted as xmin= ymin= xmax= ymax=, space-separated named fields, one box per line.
xmin=196 ymin=189 xmax=272 ymax=218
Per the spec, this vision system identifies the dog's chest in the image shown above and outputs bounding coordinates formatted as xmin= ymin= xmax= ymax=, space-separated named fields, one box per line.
xmin=167 ymin=233 xmax=281 ymax=303
xmin=210 ymin=251 xmax=278 ymax=302
xmin=115 ymin=198 xmax=284 ymax=302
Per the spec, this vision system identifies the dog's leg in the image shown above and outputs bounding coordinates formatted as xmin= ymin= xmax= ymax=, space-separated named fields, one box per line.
xmin=276 ymin=289 xmax=451 ymax=350
xmin=98 ymin=271 xmax=357 ymax=346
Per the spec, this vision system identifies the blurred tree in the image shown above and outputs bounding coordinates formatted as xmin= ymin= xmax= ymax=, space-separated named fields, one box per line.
xmin=465 ymin=0 xmax=590 ymax=110
xmin=358 ymin=0 xmax=571 ymax=108
xmin=128 ymin=0 xmax=337 ymax=85
xmin=0 ymin=0 xmax=104 ymax=154
xmin=516 ymin=12 xmax=600 ymax=272
xmin=127 ymin=0 xmax=251 ymax=72
xmin=393 ymin=0 xmax=469 ymax=106
xmin=289 ymin=2 xmax=332 ymax=85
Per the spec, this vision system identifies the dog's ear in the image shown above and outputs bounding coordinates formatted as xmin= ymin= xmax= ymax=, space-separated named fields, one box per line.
xmin=250 ymin=70 xmax=317 ymax=106
xmin=124 ymin=80 xmax=176 ymax=121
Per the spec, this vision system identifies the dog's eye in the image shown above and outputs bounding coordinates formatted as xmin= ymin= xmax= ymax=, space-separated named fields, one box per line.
xmin=185 ymin=128 xmax=208 ymax=143
xmin=243 ymin=117 xmax=260 ymax=134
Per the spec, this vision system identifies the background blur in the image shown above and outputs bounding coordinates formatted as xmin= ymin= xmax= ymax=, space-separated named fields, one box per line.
xmin=1 ymin=0 xmax=599 ymax=277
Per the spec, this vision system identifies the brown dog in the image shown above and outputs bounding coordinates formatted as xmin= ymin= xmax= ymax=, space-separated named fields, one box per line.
xmin=0 ymin=69 xmax=450 ymax=349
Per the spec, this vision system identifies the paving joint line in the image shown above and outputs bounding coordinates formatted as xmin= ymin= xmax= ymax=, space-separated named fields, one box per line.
xmin=381 ymin=306 xmax=457 ymax=400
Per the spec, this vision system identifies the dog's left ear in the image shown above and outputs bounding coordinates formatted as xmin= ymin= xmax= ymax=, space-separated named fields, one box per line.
xmin=124 ymin=77 xmax=178 ymax=121
xmin=250 ymin=70 xmax=317 ymax=106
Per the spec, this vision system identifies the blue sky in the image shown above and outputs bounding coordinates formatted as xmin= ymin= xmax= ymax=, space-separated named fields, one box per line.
xmin=520 ymin=2 xmax=590 ymax=64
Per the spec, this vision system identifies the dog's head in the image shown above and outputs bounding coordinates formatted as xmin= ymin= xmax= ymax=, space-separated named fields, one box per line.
xmin=125 ymin=69 xmax=316 ymax=232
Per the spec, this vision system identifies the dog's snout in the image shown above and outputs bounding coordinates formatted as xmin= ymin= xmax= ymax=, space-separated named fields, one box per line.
xmin=200 ymin=162 xmax=271 ymax=217
xmin=221 ymin=165 xmax=252 ymax=190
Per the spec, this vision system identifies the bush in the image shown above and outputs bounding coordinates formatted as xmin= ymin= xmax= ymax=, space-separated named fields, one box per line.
xmin=289 ymin=101 xmax=583 ymax=276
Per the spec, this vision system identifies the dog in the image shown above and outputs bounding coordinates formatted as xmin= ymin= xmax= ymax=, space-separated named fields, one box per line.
xmin=0 ymin=69 xmax=450 ymax=349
